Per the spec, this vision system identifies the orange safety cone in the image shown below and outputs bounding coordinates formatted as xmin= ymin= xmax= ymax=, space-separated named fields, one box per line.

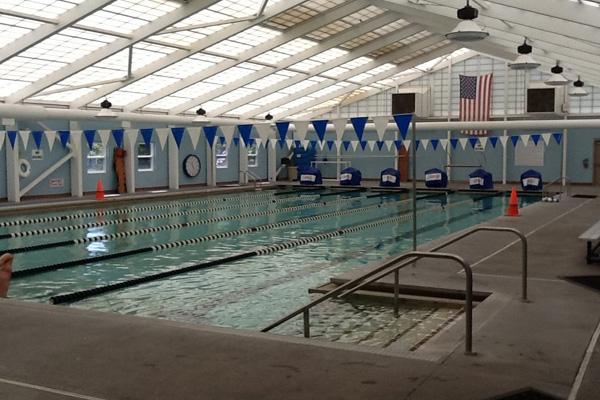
xmin=96 ymin=179 xmax=105 ymax=200
xmin=505 ymin=187 xmax=520 ymax=217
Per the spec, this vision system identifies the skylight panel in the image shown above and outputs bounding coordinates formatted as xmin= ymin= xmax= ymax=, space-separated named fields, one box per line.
xmin=156 ymin=56 xmax=223 ymax=79
xmin=373 ymin=19 xmax=411 ymax=36
xmin=306 ymin=20 xmax=352 ymax=41
xmin=272 ymin=38 xmax=318 ymax=55
xmin=251 ymin=50 xmax=291 ymax=65
xmin=347 ymin=72 xmax=372 ymax=83
xmin=321 ymin=67 xmax=347 ymax=78
xmin=268 ymin=106 xmax=290 ymax=115
xmin=364 ymin=63 xmax=396 ymax=75
xmin=92 ymin=91 xmax=147 ymax=107
xmin=263 ymin=5 xmax=319 ymax=30
xmin=369 ymin=43 xmax=403 ymax=58
xmin=0 ymin=78 xmax=31 ymax=97
xmin=340 ymin=32 xmax=380 ymax=50
xmin=0 ymin=0 xmax=83 ymax=19
xmin=338 ymin=56 xmax=372 ymax=70
xmin=0 ymin=56 xmax=66 ymax=82
xmin=208 ymin=0 xmax=259 ymax=18
xmin=310 ymin=48 xmax=347 ymax=63
xmin=228 ymin=26 xmax=281 ymax=47
xmin=342 ymin=6 xmax=385 ymax=24
xmin=213 ymin=88 xmax=257 ymax=103
xmin=0 ymin=15 xmax=42 ymax=49
xmin=303 ymin=0 xmax=346 ymax=13
xmin=244 ymin=71 xmax=297 ymax=90
xmin=309 ymin=82 xmax=350 ymax=98
xmin=77 ymin=0 xmax=180 ymax=35
xmin=204 ymin=66 xmax=258 ymax=85
xmin=173 ymin=81 xmax=222 ymax=98
xmin=199 ymin=99 xmax=227 ymax=112
xmin=399 ymin=31 xmax=432 ymax=46
xmin=290 ymin=59 xmax=321 ymax=72
xmin=225 ymin=104 xmax=260 ymax=116
xmin=205 ymin=40 xmax=252 ymax=56
xmin=280 ymin=77 xmax=327 ymax=94
xmin=144 ymin=96 xmax=190 ymax=110
xmin=31 ymin=87 xmax=96 ymax=102
xmin=250 ymin=92 xmax=287 ymax=106
xmin=284 ymin=97 xmax=313 ymax=109
xmin=115 ymin=75 xmax=180 ymax=96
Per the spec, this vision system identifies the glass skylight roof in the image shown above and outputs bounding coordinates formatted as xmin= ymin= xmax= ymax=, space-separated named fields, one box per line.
xmin=1 ymin=0 xmax=84 ymax=19
xmin=0 ymin=15 xmax=41 ymax=49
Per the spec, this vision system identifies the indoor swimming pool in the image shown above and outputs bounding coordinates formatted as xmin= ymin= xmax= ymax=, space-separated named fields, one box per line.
xmin=1 ymin=187 xmax=537 ymax=348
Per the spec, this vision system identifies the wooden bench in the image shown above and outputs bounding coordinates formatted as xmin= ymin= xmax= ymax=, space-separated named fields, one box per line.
xmin=579 ymin=221 xmax=600 ymax=264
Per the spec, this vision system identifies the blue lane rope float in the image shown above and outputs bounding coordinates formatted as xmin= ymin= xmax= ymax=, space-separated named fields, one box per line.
xmin=12 ymin=195 xmax=428 ymax=276
xmin=48 ymin=199 xmax=469 ymax=305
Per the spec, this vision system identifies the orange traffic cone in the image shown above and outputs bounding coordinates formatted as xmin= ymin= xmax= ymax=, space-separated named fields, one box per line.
xmin=96 ymin=179 xmax=105 ymax=200
xmin=505 ymin=187 xmax=520 ymax=217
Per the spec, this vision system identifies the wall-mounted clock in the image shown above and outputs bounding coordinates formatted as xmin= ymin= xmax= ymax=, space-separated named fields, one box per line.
xmin=183 ymin=154 xmax=201 ymax=177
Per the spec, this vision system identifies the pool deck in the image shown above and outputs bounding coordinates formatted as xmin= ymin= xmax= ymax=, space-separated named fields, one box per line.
xmin=1 ymin=184 xmax=600 ymax=400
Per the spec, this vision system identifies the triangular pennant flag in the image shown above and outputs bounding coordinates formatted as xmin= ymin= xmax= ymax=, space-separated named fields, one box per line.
xmin=270 ymin=139 xmax=278 ymax=149
xmin=326 ymin=140 xmax=334 ymax=150
xmin=393 ymin=114 xmax=412 ymax=140
xmin=366 ymin=141 xmax=375 ymax=151
xmin=0 ymin=132 xmax=4 ymax=150
xmin=541 ymin=133 xmax=552 ymax=145
xmin=318 ymin=141 xmax=325 ymax=151
xmin=553 ymin=133 xmax=562 ymax=145
xmin=311 ymin=119 xmax=328 ymax=142
xmin=376 ymin=141 xmax=385 ymax=151
xmin=19 ymin=131 xmax=30 ymax=150
xmin=489 ymin=137 xmax=498 ymax=148
xmin=70 ymin=130 xmax=82 ymax=152
xmin=459 ymin=138 xmax=468 ymax=150
xmin=351 ymin=141 xmax=359 ymax=151
xmin=275 ymin=121 xmax=290 ymax=140
xmin=278 ymin=139 xmax=285 ymax=149
xmin=450 ymin=138 xmax=458 ymax=149
xmin=332 ymin=118 xmax=347 ymax=141
xmin=233 ymin=137 xmax=240 ymax=147
xmin=343 ymin=141 xmax=351 ymax=151
xmin=431 ymin=139 xmax=439 ymax=151
xmin=293 ymin=121 xmax=309 ymax=141
xmin=440 ymin=139 xmax=448 ymax=150
xmin=220 ymin=125 xmax=235 ymax=146
xmin=111 ymin=129 xmax=124 ymax=148
xmin=247 ymin=138 xmax=255 ymax=147
xmin=59 ymin=130 xmax=71 ymax=149
xmin=7 ymin=131 xmax=17 ymax=149
xmin=140 ymin=128 xmax=153 ymax=149
xmin=479 ymin=137 xmax=488 ymax=150
xmin=394 ymin=140 xmax=403 ymax=150
xmin=286 ymin=139 xmax=293 ymax=149
xmin=372 ymin=116 xmax=389 ymax=141
xmin=255 ymin=124 xmax=272 ymax=143
xmin=403 ymin=139 xmax=411 ymax=150
xmin=294 ymin=140 xmax=302 ymax=148
xmin=187 ymin=127 xmax=201 ymax=150
xmin=155 ymin=128 xmax=169 ymax=150
xmin=203 ymin=126 xmax=218 ymax=148
xmin=350 ymin=117 xmax=369 ymax=142
xmin=237 ymin=124 xmax=253 ymax=147
xmin=531 ymin=134 xmax=541 ymax=146
xmin=171 ymin=127 xmax=185 ymax=149
xmin=521 ymin=134 xmax=530 ymax=146
xmin=219 ymin=136 xmax=226 ymax=146
xmin=302 ymin=140 xmax=310 ymax=150
xmin=421 ymin=139 xmax=429 ymax=150
xmin=385 ymin=141 xmax=394 ymax=151
xmin=309 ymin=140 xmax=318 ymax=149
xmin=97 ymin=130 xmax=110 ymax=152
xmin=499 ymin=136 xmax=509 ymax=148
xmin=415 ymin=140 xmax=421 ymax=151
xmin=33 ymin=130 xmax=45 ymax=149
xmin=510 ymin=136 xmax=519 ymax=147
xmin=468 ymin=137 xmax=478 ymax=149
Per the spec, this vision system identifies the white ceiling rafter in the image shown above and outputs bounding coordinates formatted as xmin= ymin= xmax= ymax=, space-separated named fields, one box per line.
xmin=208 ymin=24 xmax=429 ymax=118
xmin=242 ymin=35 xmax=452 ymax=120
xmin=124 ymin=0 xmax=372 ymax=113
xmin=69 ymin=0 xmax=308 ymax=109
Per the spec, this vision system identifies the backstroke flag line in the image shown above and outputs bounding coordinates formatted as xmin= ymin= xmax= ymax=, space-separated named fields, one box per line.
xmin=459 ymin=73 xmax=493 ymax=135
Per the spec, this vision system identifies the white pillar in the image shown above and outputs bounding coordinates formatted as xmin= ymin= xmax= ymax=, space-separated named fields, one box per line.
xmin=239 ymin=143 xmax=248 ymax=184
xmin=168 ymin=131 xmax=179 ymax=190
xmin=206 ymin=143 xmax=216 ymax=186
xmin=123 ymin=128 xmax=136 ymax=194
xmin=267 ymin=141 xmax=276 ymax=182
xmin=5 ymin=130 xmax=19 ymax=202
xmin=69 ymin=121 xmax=83 ymax=198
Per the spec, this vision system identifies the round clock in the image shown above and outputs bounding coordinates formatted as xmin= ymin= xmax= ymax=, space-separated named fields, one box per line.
xmin=183 ymin=154 xmax=201 ymax=178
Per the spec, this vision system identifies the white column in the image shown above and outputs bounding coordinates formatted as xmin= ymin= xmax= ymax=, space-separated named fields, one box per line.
xmin=502 ymin=62 xmax=509 ymax=184
xmin=267 ymin=141 xmax=276 ymax=182
xmin=239 ymin=143 xmax=248 ymax=184
xmin=168 ymin=131 xmax=179 ymax=190
xmin=69 ymin=121 xmax=83 ymax=198
xmin=5 ymin=130 xmax=19 ymax=202
xmin=206 ymin=144 xmax=216 ymax=186
xmin=123 ymin=127 xmax=136 ymax=194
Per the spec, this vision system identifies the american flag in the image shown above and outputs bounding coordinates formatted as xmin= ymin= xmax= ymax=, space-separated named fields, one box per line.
xmin=459 ymin=73 xmax=493 ymax=135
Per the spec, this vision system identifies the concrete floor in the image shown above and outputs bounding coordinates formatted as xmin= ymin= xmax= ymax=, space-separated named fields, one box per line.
xmin=1 ymin=184 xmax=599 ymax=400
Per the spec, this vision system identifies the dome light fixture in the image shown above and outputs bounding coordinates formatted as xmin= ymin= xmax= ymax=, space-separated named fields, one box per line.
xmin=193 ymin=106 xmax=210 ymax=123
xmin=569 ymin=77 xmax=589 ymax=97
xmin=509 ymin=39 xmax=540 ymax=70
xmin=96 ymin=98 xmax=117 ymax=119
xmin=445 ymin=0 xmax=489 ymax=42
xmin=545 ymin=62 xmax=569 ymax=86
xmin=265 ymin=112 xmax=273 ymax=121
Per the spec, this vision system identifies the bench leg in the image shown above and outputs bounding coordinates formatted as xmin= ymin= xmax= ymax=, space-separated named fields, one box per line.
xmin=587 ymin=241 xmax=593 ymax=264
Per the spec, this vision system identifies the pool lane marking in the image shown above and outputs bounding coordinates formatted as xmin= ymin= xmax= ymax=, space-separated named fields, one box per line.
xmin=568 ymin=316 xmax=600 ymax=400
xmin=0 ymin=195 xmax=323 ymax=240
xmin=460 ymin=199 xmax=594 ymax=272
xmin=0 ymin=190 xmax=282 ymax=228
xmin=0 ymin=377 xmax=108 ymax=400
xmin=48 ymin=199 xmax=475 ymax=304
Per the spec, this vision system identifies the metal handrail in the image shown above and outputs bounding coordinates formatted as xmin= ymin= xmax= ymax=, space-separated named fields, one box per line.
xmin=543 ymin=176 xmax=571 ymax=200
xmin=240 ymin=170 xmax=262 ymax=189
xmin=261 ymin=226 xmax=528 ymax=355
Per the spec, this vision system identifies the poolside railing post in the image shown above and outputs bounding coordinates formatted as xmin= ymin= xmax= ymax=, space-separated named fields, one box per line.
xmin=463 ymin=262 xmax=474 ymax=355
xmin=521 ymin=233 xmax=528 ymax=302
xmin=411 ymin=117 xmax=417 ymax=251
xmin=394 ymin=269 xmax=400 ymax=317
xmin=303 ymin=309 xmax=310 ymax=338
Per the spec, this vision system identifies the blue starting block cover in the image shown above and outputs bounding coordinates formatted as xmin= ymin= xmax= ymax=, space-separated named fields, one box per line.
xmin=424 ymin=168 xmax=448 ymax=188
xmin=520 ymin=169 xmax=542 ymax=191
xmin=299 ymin=166 xmax=323 ymax=185
xmin=340 ymin=167 xmax=361 ymax=185
xmin=379 ymin=168 xmax=401 ymax=187
xmin=469 ymin=169 xmax=494 ymax=189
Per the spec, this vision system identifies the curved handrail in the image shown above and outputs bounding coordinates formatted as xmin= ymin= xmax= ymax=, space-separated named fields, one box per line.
xmin=543 ymin=176 xmax=571 ymax=200
xmin=240 ymin=170 xmax=262 ymax=189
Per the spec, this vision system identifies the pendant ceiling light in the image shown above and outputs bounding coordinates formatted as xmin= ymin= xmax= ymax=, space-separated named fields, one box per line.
xmin=569 ymin=77 xmax=589 ymax=97
xmin=96 ymin=98 xmax=117 ymax=119
xmin=445 ymin=0 xmax=489 ymax=42
xmin=545 ymin=62 xmax=569 ymax=86
xmin=509 ymin=39 xmax=540 ymax=70
xmin=193 ymin=106 xmax=210 ymax=123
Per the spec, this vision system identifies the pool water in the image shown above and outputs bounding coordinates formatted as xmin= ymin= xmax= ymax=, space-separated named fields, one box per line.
xmin=1 ymin=188 xmax=536 ymax=346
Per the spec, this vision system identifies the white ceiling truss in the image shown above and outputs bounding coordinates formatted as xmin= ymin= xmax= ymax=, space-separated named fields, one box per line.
xmin=0 ymin=0 xmax=598 ymax=122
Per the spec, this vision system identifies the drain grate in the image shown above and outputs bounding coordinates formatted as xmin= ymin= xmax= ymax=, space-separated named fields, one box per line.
xmin=572 ymin=194 xmax=598 ymax=199
xmin=485 ymin=387 xmax=563 ymax=400
xmin=563 ymin=275 xmax=600 ymax=294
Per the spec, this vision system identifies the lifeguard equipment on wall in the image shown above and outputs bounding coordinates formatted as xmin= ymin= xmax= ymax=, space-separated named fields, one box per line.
xmin=18 ymin=159 xmax=31 ymax=178
xmin=379 ymin=168 xmax=401 ymax=187
xmin=469 ymin=168 xmax=493 ymax=189
xmin=424 ymin=168 xmax=448 ymax=188
xmin=340 ymin=167 xmax=361 ymax=186
xmin=299 ymin=166 xmax=322 ymax=185
xmin=520 ymin=169 xmax=542 ymax=191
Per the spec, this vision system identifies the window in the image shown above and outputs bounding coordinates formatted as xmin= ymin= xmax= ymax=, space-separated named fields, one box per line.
xmin=216 ymin=142 xmax=228 ymax=168
xmin=87 ymin=142 xmax=106 ymax=173
xmin=138 ymin=143 xmax=154 ymax=171
xmin=247 ymin=142 xmax=258 ymax=167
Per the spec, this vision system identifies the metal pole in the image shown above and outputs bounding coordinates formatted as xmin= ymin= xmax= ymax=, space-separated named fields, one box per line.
xmin=303 ymin=309 xmax=310 ymax=338
xmin=394 ymin=269 xmax=399 ymax=317
xmin=464 ymin=265 xmax=474 ymax=355
xmin=411 ymin=117 xmax=417 ymax=251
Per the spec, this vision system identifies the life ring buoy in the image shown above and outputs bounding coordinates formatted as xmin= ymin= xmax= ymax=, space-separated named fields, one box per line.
xmin=19 ymin=159 xmax=31 ymax=178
